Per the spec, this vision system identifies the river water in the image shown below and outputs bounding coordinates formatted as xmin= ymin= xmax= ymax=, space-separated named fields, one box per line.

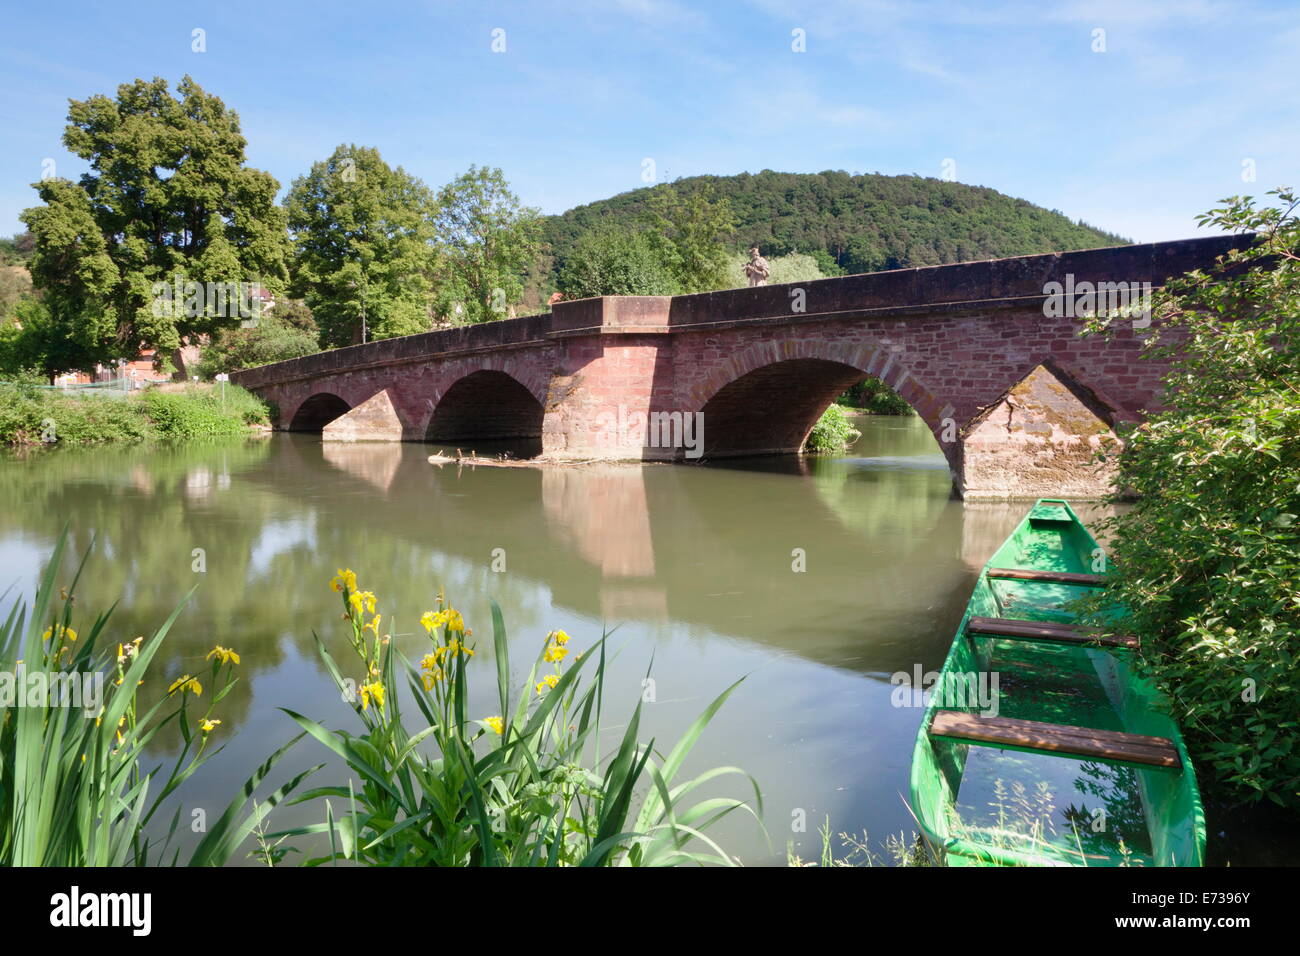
xmin=0 ymin=415 xmax=1289 ymax=865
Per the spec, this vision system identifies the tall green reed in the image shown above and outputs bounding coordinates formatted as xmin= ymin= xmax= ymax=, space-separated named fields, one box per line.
xmin=0 ymin=531 xmax=313 ymax=866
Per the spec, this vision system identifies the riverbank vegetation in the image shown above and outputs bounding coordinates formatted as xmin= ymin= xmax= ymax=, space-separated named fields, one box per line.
xmin=806 ymin=403 xmax=862 ymax=453
xmin=0 ymin=381 xmax=269 ymax=446
xmin=0 ymin=538 xmax=759 ymax=866
xmin=806 ymin=380 xmax=914 ymax=454
xmin=1083 ymin=189 xmax=1300 ymax=810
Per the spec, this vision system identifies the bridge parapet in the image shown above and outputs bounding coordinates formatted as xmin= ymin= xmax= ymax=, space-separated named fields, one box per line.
xmin=231 ymin=311 xmax=554 ymax=388
xmin=659 ymin=233 xmax=1244 ymax=327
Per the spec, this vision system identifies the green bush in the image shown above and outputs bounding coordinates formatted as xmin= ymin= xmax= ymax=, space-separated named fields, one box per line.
xmin=0 ymin=385 xmax=156 ymax=444
xmin=1083 ymin=188 xmax=1300 ymax=808
xmin=806 ymin=403 xmax=862 ymax=453
xmin=194 ymin=308 xmax=320 ymax=378
xmin=0 ymin=383 xmax=268 ymax=445
xmin=142 ymin=387 xmax=262 ymax=438
xmin=839 ymin=377 xmax=913 ymax=415
xmin=211 ymin=383 xmax=272 ymax=426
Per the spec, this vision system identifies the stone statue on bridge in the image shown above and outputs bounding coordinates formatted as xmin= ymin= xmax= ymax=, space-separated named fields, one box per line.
xmin=743 ymin=247 xmax=770 ymax=287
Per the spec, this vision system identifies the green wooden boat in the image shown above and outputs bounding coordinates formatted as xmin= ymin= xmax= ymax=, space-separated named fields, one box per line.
xmin=909 ymin=499 xmax=1205 ymax=866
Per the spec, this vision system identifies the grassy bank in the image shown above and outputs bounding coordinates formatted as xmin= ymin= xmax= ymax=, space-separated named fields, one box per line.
xmin=0 ymin=382 xmax=270 ymax=446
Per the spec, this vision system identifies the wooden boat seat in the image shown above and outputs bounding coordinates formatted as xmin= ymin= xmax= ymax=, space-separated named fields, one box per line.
xmin=1026 ymin=501 xmax=1075 ymax=526
xmin=928 ymin=710 xmax=1182 ymax=769
xmin=967 ymin=616 xmax=1139 ymax=650
xmin=987 ymin=567 xmax=1107 ymax=587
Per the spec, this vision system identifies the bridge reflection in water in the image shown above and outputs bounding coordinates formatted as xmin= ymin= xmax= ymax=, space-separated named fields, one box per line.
xmin=0 ymin=417 xmax=1152 ymax=865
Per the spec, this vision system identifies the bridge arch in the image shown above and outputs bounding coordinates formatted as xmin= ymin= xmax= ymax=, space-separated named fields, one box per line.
xmin=687 ymin=339 xmax=953 ymax=464
xmin=288 ymin=392 xmax=352 ymax=432
xmin=425 ymin=369 xmax=546 ymax=450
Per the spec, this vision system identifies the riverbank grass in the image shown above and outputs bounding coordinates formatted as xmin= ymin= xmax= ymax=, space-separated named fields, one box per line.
xmin=0 ymin=382 xmax=270 ymax=445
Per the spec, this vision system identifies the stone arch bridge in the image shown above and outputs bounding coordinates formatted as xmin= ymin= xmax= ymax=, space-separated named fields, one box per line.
xmin=231 ymin=236 xmax=1239 ymax=498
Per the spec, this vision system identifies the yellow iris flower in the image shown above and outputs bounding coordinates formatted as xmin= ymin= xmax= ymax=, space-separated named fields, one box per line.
xmin=206 ymin=645 xmax=241 ymax=666
xmin=360 ymin=680 xmax=385 ymax=712
xmin=348 ymin=590 xmax=377 ymax=616
xmin=421 ymin=607 xmax=466 ymax=634
xmin=330 ymin=568 xmax=358 ymax=593
xmin=167 ymin=675 xmax=202 ymax=697
xmin=535 ymin=674 xmax=560 ymax=695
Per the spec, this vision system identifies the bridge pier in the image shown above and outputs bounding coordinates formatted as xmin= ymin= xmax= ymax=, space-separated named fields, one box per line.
xmin=321 ymin=388 xmax=404 ymax=442
xmin=958 ymin=362 xmax=1121 ymax=499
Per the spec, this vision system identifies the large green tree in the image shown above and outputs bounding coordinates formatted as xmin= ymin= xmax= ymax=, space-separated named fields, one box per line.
xmin=434 ymin=166 xmax=541 ymax=323
xmin=20 ymin=76 xmax=290 ymax=370
xmin=285 ymin=144 xmax=438 ymax=347
xmin=0 ymin=299 xmax=101 ymax=381
xmin=646 ymin=184 xmax=736 ymax=293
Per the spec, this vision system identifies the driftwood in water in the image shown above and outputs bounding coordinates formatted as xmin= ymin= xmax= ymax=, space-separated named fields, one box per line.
xmin=427 ymin=449 xmax=660 ymax=469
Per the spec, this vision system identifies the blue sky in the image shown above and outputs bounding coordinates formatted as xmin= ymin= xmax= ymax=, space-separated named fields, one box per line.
xmin=1 ymin=0 xmax=1297 ymax=243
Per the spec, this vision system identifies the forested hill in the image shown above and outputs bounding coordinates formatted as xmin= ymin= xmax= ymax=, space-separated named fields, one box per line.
xmin=542 ymin=170 xmax=1129 ymax=276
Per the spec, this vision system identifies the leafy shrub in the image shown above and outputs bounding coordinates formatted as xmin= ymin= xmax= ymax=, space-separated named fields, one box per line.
xmin=1083 ymin=188 xmax=1300 ymax=808
xmin=839 ymin=377 xmax=913 ymax=415
xmin=806 ymin=403 xmax=862 ymax=453
xmin=0 ymin=384 xmax=156 ymax=444
xmin=212 ymin=383 xmax=272 ymax=426
xmin=195 ymin=309 xmax=320 ymax=378
xmin=0 ymin=383 xmax=268 ymax=445
xmin=141 ymin=389 xmax=249 ymax=438
xmin=45 ymin=393 xmax=157 ymax=444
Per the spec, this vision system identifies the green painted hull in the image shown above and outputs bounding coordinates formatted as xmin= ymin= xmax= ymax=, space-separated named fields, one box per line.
xmin=908 ymin=500 xmax=1206 ymax=866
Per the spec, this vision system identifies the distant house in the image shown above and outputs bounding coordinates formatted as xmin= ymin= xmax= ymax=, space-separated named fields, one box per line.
xmin=52 ymin=350 xmax=172 ymax=388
